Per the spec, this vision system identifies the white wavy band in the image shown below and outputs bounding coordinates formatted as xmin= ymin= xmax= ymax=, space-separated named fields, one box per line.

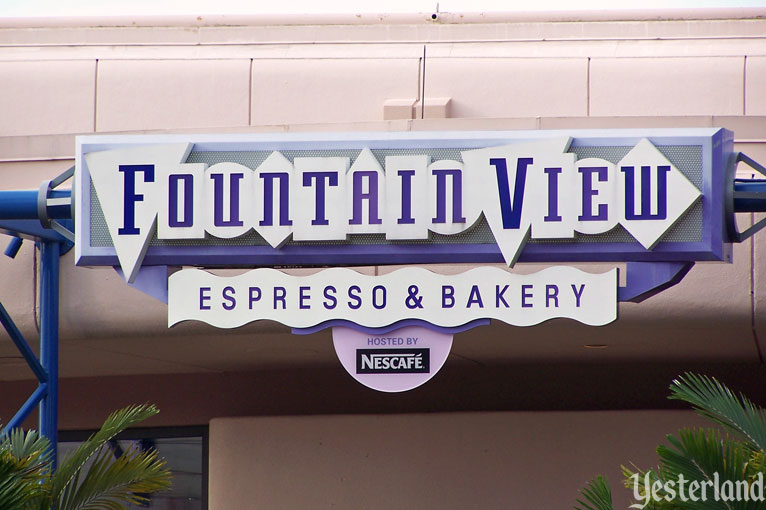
xmin=168 ymin=266 xmax=616 ymax=329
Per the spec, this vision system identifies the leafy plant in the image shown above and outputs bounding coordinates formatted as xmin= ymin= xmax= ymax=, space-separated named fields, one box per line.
xmin=574 ymin=475 xmax=613 ymax=510
xmin=0 ymin=404 xmax=172 ymax=510
xmin=574 ymin=373 xmax=766 ymax=510
xmin=0 ymin=427 xmax=50 ymax=509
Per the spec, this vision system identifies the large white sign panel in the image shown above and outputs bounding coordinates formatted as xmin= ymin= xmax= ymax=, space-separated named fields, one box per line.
xmin=82 ymin=136 xmax=700 ymax=283
xmin=168 ymin=266 xmax=617 ymax=329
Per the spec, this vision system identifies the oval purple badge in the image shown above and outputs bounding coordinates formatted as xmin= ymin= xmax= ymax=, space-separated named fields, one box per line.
xmin=332 ymin=326 xmax=453 ymax=392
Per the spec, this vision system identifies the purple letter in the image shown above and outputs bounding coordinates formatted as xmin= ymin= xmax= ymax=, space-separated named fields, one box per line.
xmin=546 ymin=285 xmax=559 ymax=308
xmin=303 ymin=171 xmax=339 ymax=226
xmin=168 ymin=174 xmax=194 ymax=227
xmin=466 ymin=285 xmax=484 ymax=308
xmin=544 ymin=167 xmax=562 ymax=222
xmin=349 ymin=171 xmax=382 ymax=225
xmin=273 ymin=287 xmax=286 ymax=309
xmin=222 ymin=286 xmax=236 ymax=311
xmin=442 ymin=286 xmax=455 ymax=308
xmin=521 ymin=285 xmax=533 ymax=308
xmin=210 ymin=173 xmax=245 ymax=227
xmin=119 ymin=164 xmax=155 ymax=235
xmin=431 ymin=169 xmax=466 ymax=224
xmin=372 ymin=285 xmax=386 ymax=310
xmin=622 ymin=165 xmax=670 ymax=220
xmin=347 ymin=285 xmax=362 ymax=309
xmin=578 ymin=166 xmax=608 ymax=221
xmin=323 ymin=286 xmax=337 ymax=310
xmin=397 ymin=170 xmax=415 ymax=224
xmin=299 ymin=286 xmax=311 ymax=310
xmin=199 ymin=287 xmax=211 ymax=310
xmin=260 ymin=173 xmax=292 ymax=226
xmin=571 ymin=284 xmax=585 ymax=307
xmin=491 ymin=158 xmax=532 ymax=229
xmin=496 ymin=285 xmax=510 ymax=308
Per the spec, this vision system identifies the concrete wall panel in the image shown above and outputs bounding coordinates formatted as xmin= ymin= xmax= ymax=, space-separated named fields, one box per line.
xmin=96 ymin=59 xmax=250 ymax=132
xmin=746 ymin=56 xmax=766 ymax=116
xmin=0 ymin=60 xmax=95 ymax=136
xmin=590 ymin=57 xmax=744 ymax=117
xmin=425 ymin=57 xmax=588 ymax=118
xmin=251 ymin=58 xmax=421 ymax=126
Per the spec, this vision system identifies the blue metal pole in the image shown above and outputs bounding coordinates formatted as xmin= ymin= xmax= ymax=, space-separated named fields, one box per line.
xmin=734 ymin=180 xmax=766 ymax=212
xmin=39 ymin=240 xmax=59 ymax=470
xmin=0 ymin=191 xmax=41 ymax=219
xmin=0 ymin=189 xmax=71 ymax=220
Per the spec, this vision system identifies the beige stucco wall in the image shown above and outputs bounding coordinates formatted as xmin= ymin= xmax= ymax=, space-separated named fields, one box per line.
xmin=209 ymin=410 xmax=710 ymax=509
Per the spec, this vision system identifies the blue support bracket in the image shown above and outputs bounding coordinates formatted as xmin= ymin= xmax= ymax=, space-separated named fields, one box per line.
xmin=0 ymin=167 xmax=72 ymax=470
xmin=0 ymin=302 xmax=47 ymax=384
xmin=727 ymin=152 xmax=766 ymax=242
xmin=618 ymin=261 xmax=695 ymax=303
xmin=0 ymin=166 xmax=74 ymax=248
xmin=4 ymin=384 xmax=48 ymax=433
xmin=4 ymin=236 xmax=23 ymax=258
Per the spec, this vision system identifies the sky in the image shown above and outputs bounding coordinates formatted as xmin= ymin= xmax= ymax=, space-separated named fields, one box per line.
xmin=2 ymin=0 xmax=766 ymax=17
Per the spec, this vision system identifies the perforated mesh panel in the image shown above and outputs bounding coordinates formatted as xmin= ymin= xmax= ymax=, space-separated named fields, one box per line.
xmin=570 ymin=145 xmax=702 ymax=188
xmin=89 ymin=145 xmax=704 ymax=248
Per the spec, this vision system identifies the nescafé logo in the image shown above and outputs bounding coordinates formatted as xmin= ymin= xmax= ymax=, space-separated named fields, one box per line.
xmin=356 ymin=348 xmax=430 ymax=374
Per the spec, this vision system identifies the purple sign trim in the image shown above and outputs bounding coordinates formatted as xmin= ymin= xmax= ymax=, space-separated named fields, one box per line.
xmin=78 ymin=237 xmax=725 ymax=269
xmin=292 ymin=318 xmax=489 ymax=336
xmin=617 ymin=261 xmax=695 ymax=303
xmin=114 ymin=265 xmax=169 ymax=303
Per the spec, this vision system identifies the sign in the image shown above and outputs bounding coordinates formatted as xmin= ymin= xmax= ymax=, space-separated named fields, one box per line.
xmin=75 ymin=129 xmax=731 ymax=283
xmin=168 ymin=266 xmax=617 ymax=329
xmin=70 ymin=128 xmax=742 ymax=392
xmin=332 ymin=326 xmax=453 ymax=392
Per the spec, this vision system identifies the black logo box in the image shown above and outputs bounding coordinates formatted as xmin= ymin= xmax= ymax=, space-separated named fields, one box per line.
xmin=356 ymin=348 xmax=430 ymax=374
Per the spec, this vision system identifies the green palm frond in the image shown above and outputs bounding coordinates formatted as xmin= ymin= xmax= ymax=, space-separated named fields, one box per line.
xmin=746 ymin=450 xmax=766 ymax=478
xmin=50 ymin=404 xmax=162 ymax=505
xmin=576 ymin=374 xmax=766 ymax=509
xmin=0 ymin=405 xmax=170 ymax=510
xmin=0 ymin=426 xmax=51 ymax=510
xmin=657 ymin=427 xmax=766 ymax=510
xmin=574 ymin=475 xmax=614 ymax=510
xmin=0 ymin=470 xmax=37 ymax=510
xmin=669 ymin=373 xmax=766 ymax=451
xmin=56 ymin=444 xmax=171 ymax=510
